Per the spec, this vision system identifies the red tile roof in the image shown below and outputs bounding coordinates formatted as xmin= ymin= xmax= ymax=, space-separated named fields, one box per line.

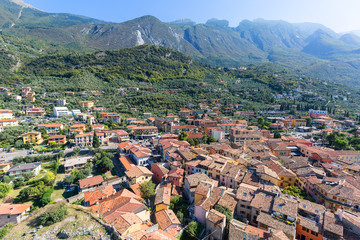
xmin=0 ymin=203 xmax=31 ymax=215
xmin=79 ymin=175 xmax=104 ymax=189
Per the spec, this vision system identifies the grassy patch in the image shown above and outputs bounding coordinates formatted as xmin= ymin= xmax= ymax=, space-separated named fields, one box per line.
xmin=3 ymin=204 xmax=110 ymax=240
xmin=0 ymin=186 xmax=33 ymax=204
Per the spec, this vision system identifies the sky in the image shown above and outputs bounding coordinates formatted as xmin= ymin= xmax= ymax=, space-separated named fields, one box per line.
xmin=23 ymin=0 xmax=360 ymax=33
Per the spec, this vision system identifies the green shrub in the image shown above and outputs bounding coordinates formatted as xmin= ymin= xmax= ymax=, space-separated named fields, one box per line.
xmin=38 ymin=203 xmax=68 ymax=226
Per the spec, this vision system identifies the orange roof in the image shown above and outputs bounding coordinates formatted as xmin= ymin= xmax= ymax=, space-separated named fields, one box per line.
xmin=119 ymin=156 xmax=134 ymax=171
xmin=0 ymin=119 xmax=17 ymax=122
xmin=118 ymin=142 xmax=130 ymax=149
xmin=37 ymin=123 xmax=62 ymax=127
xmin=70 ymin=124 xmax=85 ymax=129
xmin=155 ymin=209 xmax=181 ymax=230
xmin=0 ymin=203 xmax=31 ymax=215
xmin=79 ymin=175 xmax=104 ymax=189
xmin=84 ymin=185 xmax=115 ymax=206
xmin=48 ymin=135 xmax=66 ymax=140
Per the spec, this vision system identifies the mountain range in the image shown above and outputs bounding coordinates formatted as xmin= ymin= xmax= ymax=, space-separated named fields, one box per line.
xmin=2 ymin=0 xmax=360 ymax=86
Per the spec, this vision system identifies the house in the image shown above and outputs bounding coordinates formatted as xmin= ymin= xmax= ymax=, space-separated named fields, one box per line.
xmin=125 ymin=165 xmax=153 ymax=185
xmin=63 ymin=157 xmax=91 ymax=173
xmin=79 ymin=175 xmax=104 ymax=192
xmin=83 ymin=185 xmax=116 ymax=206
xmin=234 ymin=111 xmax=255 ymax=118
xmin=74 ymin=133 xmax=93 ymax=147
xmin=100 ymin=112 xmax=121 ymax=123
xmin=291 ymin=119 xmax=306 ymax=128
xmin=132 ymin=126 xmax=158 ymax=139
xmin=0 ymin=162 xmax=12 ymax=174
xmin=79 ymin=101 xmax=94 ymax=108
xmin=205 ymin=209 xmax=226 ymax=240
xmin=37 ymin=123 xmax=63 ymax=135
xmin=309 ymin=109 xmax=328 ymax=118
xmin=26 ymin=107 xmax=45 ymax=117
xmin=229 ymin=219 xmax=268 ymax=240
xmin=119 ymin=156 xmax=134 ymax=171
xmin=56 ymin=99 xmax=66 ymax=106
xmin=0 ymin=110 xmax=13 ymax=119
xmin=53 ymin=107 xmax=69 ymax=117
xmin=167 ymin=168 xmax=184 ymax=187
xmin=21 ymin=131 xmax=43 ymax=144
xmin=155 ymin=186 xmax=171 ymax=212
xmin=229 ymin=128 xmax=262 ymax=143
xmin=0 ymin=203 xmax=31 ymax=227
xmin=128 ymin=145 xmax=152 ymax=166
xmin=155 ymin=209 xmax=181 ymax=236
xmin=0 ymin=119 xmax=18 ymax=127
xmin=48 ymin=135 xmax=66 ymax=144
xmin=8 ymin=162 xmax=41 ymax=177
xmin=184 ymin=173 xmax=214 ymax=203
xmin=70 ymin=124 xmax=86 ymax=134
xmin=116 ymin=130 xmax=130 ymax=142
xmin=151 ymin=163 xmax=169 ymax=183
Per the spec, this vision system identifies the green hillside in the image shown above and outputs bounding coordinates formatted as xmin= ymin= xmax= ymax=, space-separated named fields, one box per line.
xmin=21 ymin=45 xmax=207 ymax=82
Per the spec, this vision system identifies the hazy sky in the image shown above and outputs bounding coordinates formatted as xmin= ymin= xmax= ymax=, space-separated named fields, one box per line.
xmin=24 ymin=0 xmax=360 ymax=33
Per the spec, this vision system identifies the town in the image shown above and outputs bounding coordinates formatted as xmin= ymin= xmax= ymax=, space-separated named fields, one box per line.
xmin=0 ymin=85 xmax=357 ymax=240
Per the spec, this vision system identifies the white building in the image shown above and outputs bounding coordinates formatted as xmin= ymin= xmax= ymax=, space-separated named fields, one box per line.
xmin=54 ymin=107 xmax=69 ymax=117
xmin=71 ymin=109 xmax=81 ymax=115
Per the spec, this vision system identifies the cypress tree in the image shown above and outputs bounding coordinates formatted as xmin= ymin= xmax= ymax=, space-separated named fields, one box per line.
xmin=92 ymin=131 xmax=100 ymax=148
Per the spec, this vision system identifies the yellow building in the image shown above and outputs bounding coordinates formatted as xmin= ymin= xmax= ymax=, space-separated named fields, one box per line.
xmin=0 ymin=110 xmax=13 ymax=120
xmin=21 ymin=131 xmax=43 ymax=144
xmin=0 ymin=163 xmax=12 ymax=174
xmin=79 ymin=101 xmax=94 ymax=108
xmin=125 ymin=166 xmax=153 ymax=185
xmin=291 ymin=119 xmax=306 ymax=127
xmin=154 ymin=187 xmax=171 ymax=212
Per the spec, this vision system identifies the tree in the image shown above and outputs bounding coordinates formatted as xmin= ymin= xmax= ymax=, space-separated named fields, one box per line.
xmin=215 ymin=205 xmax=233 ymax=224
xmin=208 ymin=136 xmax=217 ymax=143
xmin=283 ymin=186 xmax=307 ymax=199
xmin=274 ymin=132 xmax=281 ymax=139
xmin=58 ymin=150 xmax=65 ymax=159
xmin=23 ymin=172 xmax=35 ymax=181
xmin=101 ymin=157 xmax=114 ymax=171
xmin=257 ymin=117 xmax=264 ymax=127
xmin=0 ymin=183 xmax=12 ymax=198
xmin=182 ymin=221 xmax=202 ymax=240
xmin=178 ymin=131 xmax=188 ymax=141
xmin=139 ymin=181 xmax=156 ymax=200
xmin=176 ymin=211 xmax=184 ymax=223
xmin=92 ymin=132 xmax=100 ymax=148
xmin=38 ymin=203 xmax=68 ymax=226
xmin=334 ymin=139 xmax=348 ymax=150
xmin=186 ymin=138 xmax=195 ymax=146
xmin=73 ymin=147 xmax=81 ymax=156
xmin=13 ymin=177 xmax=25 ymax=188
xmin=306 ymin=118 xmax=313 ymax=127
xmin=63 ymin=174 xmax=75 ymax=185
xmin=2 ymin=176 xmax=10 ymax=184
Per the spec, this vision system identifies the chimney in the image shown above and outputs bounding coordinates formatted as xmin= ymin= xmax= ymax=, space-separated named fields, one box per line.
xmin=338 ymin=208 xmax=344 ymax=222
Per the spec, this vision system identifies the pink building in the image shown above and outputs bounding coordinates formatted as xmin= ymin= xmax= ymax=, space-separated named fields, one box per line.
xmin=168 ymin=168 xmax=184 ymax=187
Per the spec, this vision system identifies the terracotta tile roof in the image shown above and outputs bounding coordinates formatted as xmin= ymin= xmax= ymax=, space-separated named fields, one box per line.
xmin=104 ymin=211 xmax=142 ymax=235
xmin=207 ymin=209 xmax=226 ymax=224
xmin=0 ymin=203 xmax=31 ymax=215
xmin=118 ymin=142 xmax=130 ymax=149
xmin=129 ymin=183 xmax=142 ymax=199
xmin=250 ymin=192 xmax=274 ymax=213
xmin=84 ymin=185 xmax=116 ymax=206
xmin=186 ymin=132 xmax=203 ymax=139
xmin=185 ymin=173 xmax=212 ymax=187
xmin=168 ymin=168 xmax=184 ymax=178
xmin=229 ymin=219 xmax=268 ymax=240
xmin=0 ymin=119 xmax=18 ymax=122
xmin=217 ymin=192 xmax=237 ymax=212
xmin=154 ymin=186 xmax=171 ymax=206
xmin=256 ymin=212 xmax=295 ymax=238
xmin=37 ymin=123 xmax=62 ymax=127
xmin=323 ymin=212 xmax=344 ymax=238
xmin=272 ymin=195 xmax=298 ymax=218
xmin=236 ymin=183 xmax=258 ymax=201
xmin=125 ymin=166 xmax=153 ymax=179
xmin=195 ymin=181 xmax=212 ymax=196
xmin=48 ymin=135 xmax=66 ymax=140
xmin=70 ymin=124 xmax=85 ymax=129
xmin=119 ymin=156 xmax=133 ymax=171
xmin=79 ymin=175 xmax=104 ymax=189
xmin=146 ymin=229 xmax=178 ymax=240
xmin=155 ymin=209 xmax=181 ymax=230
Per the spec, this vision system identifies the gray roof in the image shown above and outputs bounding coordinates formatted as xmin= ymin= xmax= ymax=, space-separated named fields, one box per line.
xmin=9 ymin=162 xmax=41 ymax=172
xmin=64 ymin=157 xmax=91 ymax=168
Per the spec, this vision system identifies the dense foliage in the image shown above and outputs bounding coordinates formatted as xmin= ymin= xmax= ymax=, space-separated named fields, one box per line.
xmin=139 ymin=181 xmax=156 ymax=200
xmin=38 ymin=203 xmax=68 ymax=226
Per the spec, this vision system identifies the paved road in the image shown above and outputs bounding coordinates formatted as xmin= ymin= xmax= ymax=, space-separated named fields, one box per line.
xmin=0 ymin=144 xmax=118 ymax=162
xmin=112 ymin=153 xmax=125 ymax=177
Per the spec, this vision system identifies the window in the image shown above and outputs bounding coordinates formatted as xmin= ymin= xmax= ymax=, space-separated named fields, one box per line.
xmin=311 ymin=231 xmax=318 ymax=237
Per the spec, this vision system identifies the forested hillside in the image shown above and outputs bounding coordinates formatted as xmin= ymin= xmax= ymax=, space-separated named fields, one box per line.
xmin=21 ymin=45 xmax=207 ymax=82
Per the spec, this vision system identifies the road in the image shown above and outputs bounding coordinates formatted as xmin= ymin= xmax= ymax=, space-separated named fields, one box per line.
xmin=0 ymin=144 xmax=118 ymax=162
